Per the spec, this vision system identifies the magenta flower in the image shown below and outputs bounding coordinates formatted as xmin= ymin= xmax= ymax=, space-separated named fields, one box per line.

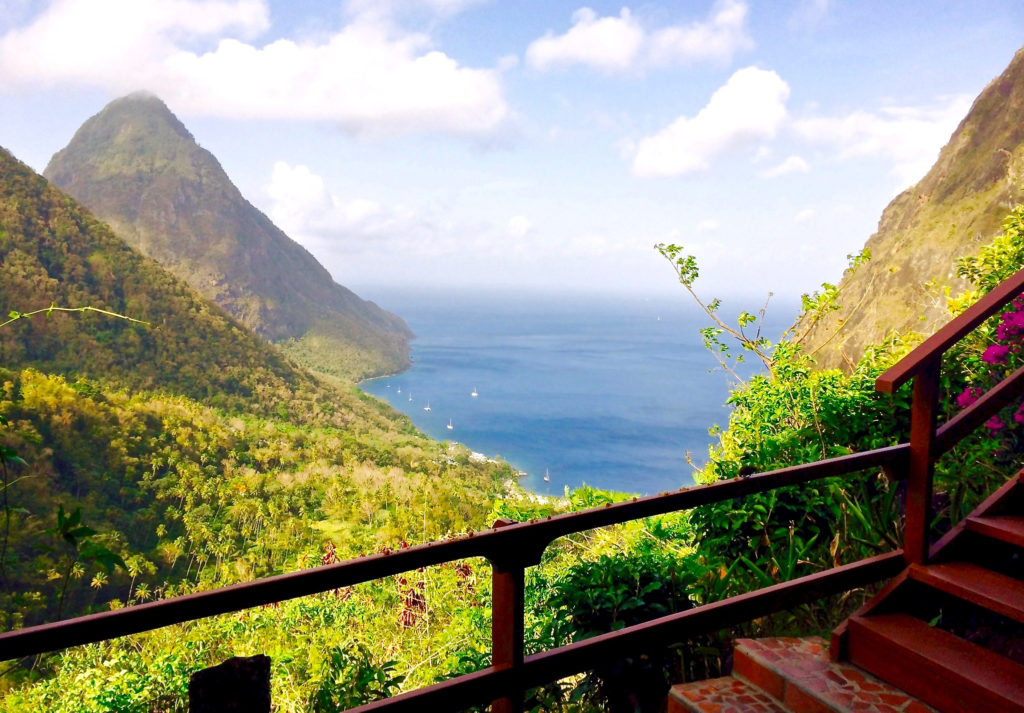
xmin=985 ymin=416 xmax=1005 ymax=431
xmin=997 ymin=310 xmax=1024 ymax=340
xmin=956 ymin=387 xmax=983 ymax=409
xmin=983 ymin=344 xmax=1011 ymax=365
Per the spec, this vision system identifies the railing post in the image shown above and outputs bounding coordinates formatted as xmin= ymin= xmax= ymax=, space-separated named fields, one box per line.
xmin=904 ymin=357 xmax=941 ymax=565
xmin=490 ymin=518 xmax=525 ymax=713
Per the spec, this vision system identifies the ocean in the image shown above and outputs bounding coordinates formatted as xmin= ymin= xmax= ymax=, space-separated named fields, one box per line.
xmin=359 ymin=289 xmax=794 ymax=496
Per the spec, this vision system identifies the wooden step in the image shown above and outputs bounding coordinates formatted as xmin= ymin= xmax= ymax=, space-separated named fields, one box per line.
xmin=847 ymin=613 xmax=1024 ymax=713
xmin=908 ymin=561 xmax=1024 ymax=623
xmin=966 ymin=514 xmax=1024 ymax=548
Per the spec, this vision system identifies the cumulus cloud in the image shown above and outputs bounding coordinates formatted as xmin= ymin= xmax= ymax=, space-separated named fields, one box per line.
xmin=695 ymin=218 xmax=720 ymax=232
xmin=267 ymin=161 xmax=424 ymax=255
xmin=525 ymin=0 xmax=752 ymax=73
xmin=632 ymin=66 xmax=790 ymax=177
xmin=267 ymin=161 xmax=519 ymax=267
xmin=0 ymin=0 xmax=267 ymax=85
xmin=794 ymin=208 xmax=814 ymax=223
xmin=0 ymin=0 xmax=510 ymax=139
xmin=761 ymin=155 xmax=809 ymax=178
xmin=794 ymin=95 xmax=972 ymax=186
xmin=506 ymin=215 xmax=534 ymax=238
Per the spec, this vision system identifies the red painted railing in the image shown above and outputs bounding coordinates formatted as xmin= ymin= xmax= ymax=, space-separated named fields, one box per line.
xmin=4 ymin=268 xmax=1024 ymax=712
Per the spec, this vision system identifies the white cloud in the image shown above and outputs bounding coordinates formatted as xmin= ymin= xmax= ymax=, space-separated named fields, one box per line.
xmin=0 ymin=0 xmax=267 ymax=86
xmin=793 ymin=95 xmax=972 ymax=187
xmin=761 ymin=155 xmax=809 ymax=178
xmin=0 ymin=0 xmax=510 ymax=139
xmin=632 ymin=66 xmax=790 ymax=177
xmin=794 ymin=208 xmax=814 ymax=223
xmin=526 ymin=8 xmax=643 ymax=73
xmin=525 ymin=0 xmax=752 ymax=74
xmin=506 ymin=215 xmax=534 ymax=238
xmin=267 ymin=161 xmax=419 ymax=255
xmin=266 ymin=161 xmax=517 ymax=267
xmin=696 ymin=219 xmax=720 ymax=232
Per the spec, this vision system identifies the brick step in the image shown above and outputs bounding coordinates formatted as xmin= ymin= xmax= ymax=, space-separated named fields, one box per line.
xmin=908 ymin=561 xmax=1024 ymax=623
xmin=965 ymin=514 xmax=1024 ymax=548
xmin=667 ymin=637 xmax=937 ymax=713
xmin=847 ymin=613 xmax=1024 ymax=713
xmin=668 ymin=676 xmax=789 ymax=713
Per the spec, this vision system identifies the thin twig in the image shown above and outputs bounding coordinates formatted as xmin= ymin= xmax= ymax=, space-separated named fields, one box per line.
xmin=0 ymin=305 xmax=149 ymax=330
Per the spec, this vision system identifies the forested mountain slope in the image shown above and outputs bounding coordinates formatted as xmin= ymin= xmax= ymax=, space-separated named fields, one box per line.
xmin=44 ymin=93 xmax=411 ymax=380
xmin=795 ymin=46 xmax=1024 ymax=368
xmin=0 ymin=145 xmax=511 ymax=635
xmin=0 ymin=145 xmax=314 ymax=415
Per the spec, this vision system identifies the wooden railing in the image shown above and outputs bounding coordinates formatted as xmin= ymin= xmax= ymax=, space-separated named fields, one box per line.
xmin=3 ymin=268 xmax=1024 ymax=712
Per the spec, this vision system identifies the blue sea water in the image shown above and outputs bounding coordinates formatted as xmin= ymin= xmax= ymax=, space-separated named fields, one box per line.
xmin=359 ymin=289 xmax=793 ymax=496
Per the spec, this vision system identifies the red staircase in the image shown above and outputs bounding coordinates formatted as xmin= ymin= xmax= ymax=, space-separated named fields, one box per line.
xmin=835 ymin=469 xmax=1024 ymax=713
xmin=669 ymin=469 xmax=1024 ymax=713
xmin=668 ymin=636 xmax=937 ymax=713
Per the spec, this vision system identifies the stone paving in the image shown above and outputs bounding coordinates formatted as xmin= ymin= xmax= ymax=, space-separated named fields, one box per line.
xmin=668 ymin=636 xmax=938 ymax=713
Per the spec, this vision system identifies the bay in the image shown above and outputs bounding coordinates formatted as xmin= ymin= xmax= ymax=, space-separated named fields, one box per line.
xmin=359 ymin=288 xmax=794 ymax=496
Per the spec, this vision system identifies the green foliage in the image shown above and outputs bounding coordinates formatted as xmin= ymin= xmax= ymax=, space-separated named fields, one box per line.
xmin=0 ymin=147 xmax=334 ymax=418
xmin=0 ymin=368 xmax=511 ymax=635
xmin=656 ymin=242 xmax=871 ymax=379
xmin=954 ymin=207 xmax=1024 ymax=294
xmin=680 ymin=208 xmax=1024 ymax=646
xmin=309 ymin=643 xmax=405 ymax=712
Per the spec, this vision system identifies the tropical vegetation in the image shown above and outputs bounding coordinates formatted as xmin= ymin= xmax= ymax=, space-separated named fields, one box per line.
xmin=2 ymin=132 xmax=1024 ymax=712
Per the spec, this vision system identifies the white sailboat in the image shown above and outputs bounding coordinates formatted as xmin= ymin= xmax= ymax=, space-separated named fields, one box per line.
xmin=543 ymin=469 xmax=550 ymax=483
xmin=471 ymin=388 xmax=478 ymax=397
xmin=424 ymin=402 xmax=431 ymax=412
xmin=447 ymin=418 xmax=453 ymax=430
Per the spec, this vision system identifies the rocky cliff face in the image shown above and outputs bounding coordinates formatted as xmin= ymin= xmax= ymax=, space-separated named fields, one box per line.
xmin=44 ymin=92 xmax=411 ymax=379
xmin=795 ymin=47 xmax=1024 ymax=369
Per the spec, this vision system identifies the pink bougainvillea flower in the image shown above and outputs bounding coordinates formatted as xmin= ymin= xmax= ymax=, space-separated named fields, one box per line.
xmin=985 ymin=416 xmax=1005 ymax=431
xmin=983 ymin=344 xmax=1011 ymax=364
xmin=997 ymin=310 xmax=1024 ymax=340
xmin=957 ymin=387 xmax=983 ymax=409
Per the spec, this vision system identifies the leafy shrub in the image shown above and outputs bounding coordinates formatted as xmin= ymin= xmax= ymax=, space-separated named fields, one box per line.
xmin=309 ymin=642 xmax=405 ymax=712
xmin=530 ymin=549 xmax=704 ymax=713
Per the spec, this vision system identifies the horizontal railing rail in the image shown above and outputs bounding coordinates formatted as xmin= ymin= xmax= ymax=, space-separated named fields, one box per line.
xmin=876 ymin=267 xmax=1024 ymax=393
xmin=350 ymin=551 xmax=905 ymax=713
xmin=4 ymin=265 xmax=1023 ymax=712
xmin=0 ymin=444 xmax=908 ymax=662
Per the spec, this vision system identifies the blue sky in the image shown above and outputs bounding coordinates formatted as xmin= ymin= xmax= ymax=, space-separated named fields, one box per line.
xmin=1 ymin=0 xmax=1022 ymax=303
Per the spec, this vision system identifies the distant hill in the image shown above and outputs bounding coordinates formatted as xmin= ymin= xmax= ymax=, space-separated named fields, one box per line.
xmin=44 ymin=92 xmax=411 ymax=380
xmin=794 ymin=47 xmax=1024 ymax=369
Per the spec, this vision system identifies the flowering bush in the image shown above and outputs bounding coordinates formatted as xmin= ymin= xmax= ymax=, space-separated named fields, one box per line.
xmin=955 ymin=297 xmax=1024 ymax=432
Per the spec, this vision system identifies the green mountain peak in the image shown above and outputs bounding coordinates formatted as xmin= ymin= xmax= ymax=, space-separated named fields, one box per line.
xmin=44 ymin=93 xmax=411 ymax=380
